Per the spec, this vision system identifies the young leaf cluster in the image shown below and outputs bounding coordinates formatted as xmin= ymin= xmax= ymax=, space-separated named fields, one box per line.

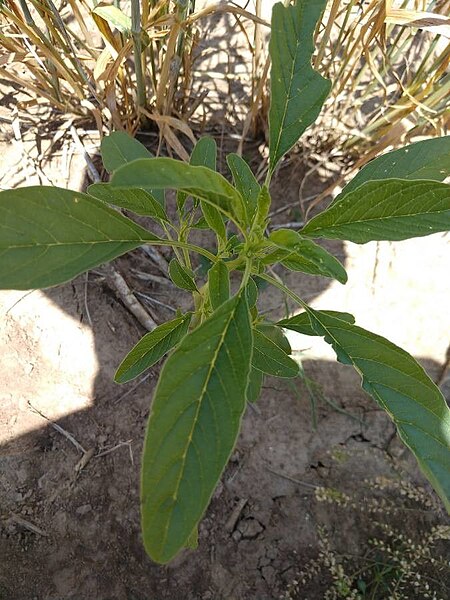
xmin=0 ymin=0 xmax=449 ymax=565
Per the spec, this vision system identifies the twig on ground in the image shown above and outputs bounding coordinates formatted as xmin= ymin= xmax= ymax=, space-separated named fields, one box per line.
xmin=9 ymin=513 xmax=49 ymax=537
xmin=225 ymin=498 xmax=248 ymax=533
xmin=270 ymin=221 xmax=304 ymax=231
xmin=102 ymin=263 xmax=158 ymax=331
xmin=27 ymin=401 xmax=86 ymax=454
xmin=141 ymin=245 xmax=170 ymax=275
xmin=131 ymin=269 xmax=172 ymax=286
xmin=96 ymin=440 xmax=133 ymax=461
xmin=135 ymin=291 xmax=176 ymax=313
xmin=114 ymin=372 xmax=153 ymax=404
xmin=265 ymin=466 xmax=319 ymax=490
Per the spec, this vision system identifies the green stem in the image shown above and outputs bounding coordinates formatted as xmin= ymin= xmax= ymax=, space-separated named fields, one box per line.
xmin=144 ymin=239 xmax=217 ymax=264
xmin=258 ymin=272 xmax=308 ymax=311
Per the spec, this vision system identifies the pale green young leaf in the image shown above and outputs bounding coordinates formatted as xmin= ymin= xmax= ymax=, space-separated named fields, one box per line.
xmin=0 ymin=187 xmax=158 ymax=290
xmin=247 ymin=368 xmax=264 ymax=403
xmin=141 ymin=292 xmax=252 ymax=563
xmin=305 ymin=309 xmax=450 ymax=511
xmin=111 ymin=158 xmax=245 ymax=225
xmin=338 ymin=136 xmax=450 ymax=201
xmin=301 ymin=179 xmax=450 ymax=243
xmin=208 ymin=261 xmax=230 ymax=310
xmin=169 ymin=259 xmax=198 ymax=292
xmin=101 ymin=131 xmax=152 ymax=173
xmin=268 ymin=229 xmax=347 ymax=283
xmin=269 ymin=0 xmax=331 ymax=172
xmin=278 ymin=310 xmax=355 ymax=336
xmin=88 ymin=184 xmax=169 ymax=221
xmin=115 ymin=314 xmax=191 ymax=384
xmin=226 ymin=153 xmax=260 ymax=223
xmin=253 ymin=328 xmax=299 ymax=378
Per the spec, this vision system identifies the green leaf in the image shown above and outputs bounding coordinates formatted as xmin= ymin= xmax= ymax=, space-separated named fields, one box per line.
xmin=93 ymin=5 xmax=132 ymax=33
xmin=169 ymin=259 xmax=198 ymax=292
xmin=268 ymin=229 xmax=347 ymax=283
xmin=269 ymin=0 xmax=331 ymax=172
xmin=278 ymin=310 xmax=355 ymax=335
xmin=227 ymin=153 xmax=260 ymax=223
xmin=191 ymin=137 xmax=217 ymax=170
xmin=253 ymin=328 xmax=299 ymax=378
xmin=201 ymin=202 xmax=227 ymax=242
xmin=338 ymin=136 xmax=450 ymax=201
xmin=178 ymin=136 xmax=217 ymax=211
xmin=111 ymin=158 xmax=245 ymax=225
xmin=141 ymin=291 xmax=253 ymax=563
xmin=101 ymin=131 xmax=152 ymax=173
xmin=247 ymin=367 xmax=264 ymax=403
xmin=0 ymin=186 xmax=157 ymax=290
xmin=115 ymin=314 xmax=191 ymax=384
xmin=246 ymin=277 xmax=258 ymax=308
xmin=305 ymin=309 xmax=450 ymax=511
xmin=88 ymin=184 xmax=169 ymax=221
xmin=208 ymin=261 xmax=230 ymax=310
xmin=100 ymin=132 xmax=165 ymax=206
xmin=185 ymin=527 xmax=198 ymax=550
xmin=256 ymin=323 xmax=292 ymax=354
xmin=301 ymin=179 xmax=450 ymax=243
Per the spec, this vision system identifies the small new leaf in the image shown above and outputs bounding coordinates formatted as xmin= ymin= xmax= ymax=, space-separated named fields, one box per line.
xmin=268 ymin=229 xmax=348 ymax=283
xmin=141 ymin=291 xmax=252 ymax=563
xmin=115 ymin=314 xmax=191 ymax=384
xmin=301 ymin=179 xmax=450 ymax=243
xmin=169 ymin=259 xmax=198 ymax=292
xmin=208 ymin=261 xmax=230 ymax=310
xmin=227 ymin=154 xmax=260 ymax=223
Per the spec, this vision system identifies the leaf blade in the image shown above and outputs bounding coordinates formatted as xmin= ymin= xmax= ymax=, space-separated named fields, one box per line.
xmin=208 ymin=261 xmax=230 ymax=310
xmin=269 ymin=0 xmax=331 ymax=172
xmin=339 ymin=136 xmax=450 ymax=201
xmin=141 ymin=292 xmax=253 ymax=563
xmin=226 ymin=153 xmax=260 ymax=223
xmin=111 ymin=158 xmax=245 ymax=225
xmin=301 ymin=179 xmax=450 ymax=243
xmin=253 ymin=328 xmax=299 ymax=378
xmin=306 ymin=309 xmax=450 ymax=511
xmin=0 ymin=186 xmax=157 ymax=290
xmin=88 ymin=184 xmax=169 ymax=221
xmin=115 ymin=314 xmax=191 ymax=384
xmin=101 ymin=131 xmax=152 ymax=173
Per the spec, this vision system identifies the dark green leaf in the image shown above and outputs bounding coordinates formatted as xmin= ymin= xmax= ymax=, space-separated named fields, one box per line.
xmin=247 ymin=368 xmax=264 ymax=403
xmin=301 ymin=179 xmax=450 ymax=243
xmin=269 ymin=229 xmax=347 ymax=283
xmin=111 ymin=158 xmax=245 ymax=225
xmin=338 ymin=136 xmax=450 ymax=201
xmin=115 ymin=314 xmax=191 ymax=384
xmin=88 ymin=184 xmax=168 ymax=221
xmin=169 ymin=259 xmax=198 ymax=292
xmin=208 ymin=261 xmax=230 ymax=310
xmin=256 ymin=323 xmax=292 ymax=354
xmin=101 ymin=131 xmax=152 ymax=173
xmin=278 ymin=310 xmax=355 ymax=335
xmin=307 ymin=308 xmax=450 ymax=511
xmin=201 ymin=202 xmax=227 ymax=241
xmin=0 ymin=186 xmax=157 ymax=290
xmin=227 ymin=153 xmax=260 ymax=222
xmin=141 ymin=291 xmax=253 ymax=563
xmin=253 ymin=328 xmax=299 ymax=378
xmin=269 ymin=0 xmax=331 ymax=172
